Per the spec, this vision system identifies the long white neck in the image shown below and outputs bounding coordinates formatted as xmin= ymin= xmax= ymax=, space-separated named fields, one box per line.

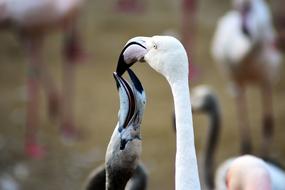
xmin=170 ymin=79 xmax=201 ymax=190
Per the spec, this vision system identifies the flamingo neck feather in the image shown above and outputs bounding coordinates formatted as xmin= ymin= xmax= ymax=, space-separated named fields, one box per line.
xmin=170 ymin=79 xmax=201 ymax=190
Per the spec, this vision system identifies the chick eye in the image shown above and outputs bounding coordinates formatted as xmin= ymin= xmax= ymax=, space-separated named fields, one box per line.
xmin=152 ymin=43 xmax=158 ymax=49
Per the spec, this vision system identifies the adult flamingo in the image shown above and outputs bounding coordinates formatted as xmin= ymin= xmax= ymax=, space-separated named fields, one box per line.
xmin=211 ymin=0 xmax=281 ymax=156
xmin=0 ymin=0 xmax=85 ymax=158
xmin=116 ymin=36 xmax=201 ymax=190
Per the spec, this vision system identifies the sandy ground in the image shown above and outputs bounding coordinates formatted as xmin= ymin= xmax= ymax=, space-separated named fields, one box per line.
xmin=0 ymin=0 xmax=284 ymax=189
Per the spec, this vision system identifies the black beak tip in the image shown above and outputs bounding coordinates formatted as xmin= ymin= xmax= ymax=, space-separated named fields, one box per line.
xmin=116 ymin=41 xmax=146 ymax=76
xmin=116 ymin=54 xmax=128 ymax=77
xmin=113 ymin=72 xmax=121 ymax=90
xmin=116 ymin=65 xmax=125 ymax=77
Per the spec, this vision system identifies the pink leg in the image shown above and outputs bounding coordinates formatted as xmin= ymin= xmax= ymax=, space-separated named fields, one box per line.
xmin=26 ymin=36 xmax=61 ymax=120
xmin=61 ymin=59 xmax=77 ymax=139
xmin=24 ymin=38 xmax=46 ymax=159
xmin=59 ymin=26 xmax=82 ymax=140
xmin=234 ymin=85 xmax=252 ymax=154
xmin=36 ymin=48 xmax=61 ymax=120
xmin=39 ymin=53 xmax=61 ymax=120
xmin=260 ymin=84 xmax=274 ymax=157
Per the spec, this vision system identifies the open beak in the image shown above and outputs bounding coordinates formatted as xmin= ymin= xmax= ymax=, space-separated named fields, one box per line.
xmin=113 ymin=69 xmax=145 ymax=129
xmin=116 ymin=38 xmax=148 ymax=76
xmin=113 ymin=71 xmax=135 ymax=132
xmin=113 ymin=69 xmax=145 ymax=150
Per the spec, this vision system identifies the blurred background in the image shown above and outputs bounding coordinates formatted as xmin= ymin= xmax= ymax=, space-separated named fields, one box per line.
xmin=0 ymin=0 xmax=284 ymax=189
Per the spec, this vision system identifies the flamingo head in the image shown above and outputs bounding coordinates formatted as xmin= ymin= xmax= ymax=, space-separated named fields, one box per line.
xmin=116 ymin=36 xmax=189 ymax=84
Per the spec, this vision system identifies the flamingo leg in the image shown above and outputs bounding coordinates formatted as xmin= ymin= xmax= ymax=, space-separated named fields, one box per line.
xmin=24 ymin=34 xmax=61 ymax=120
xmin=24 ymin=37 xmax=45 ymax=158
xmin=234 ymin=85 xmax=252 ymax=154
xmin=32 ymin=39 xmax=61 ymax=120
xmin=39 ymin=56 xmax=61 ymax=120
xmin=24 ymin=34 xmax=62 ymax=157
xmin=260 ymin=83 xmax=274 ymax=157
xmin=61 ymin=55 xmax=76 ymax=139
xmin=60 ymin=25 xmax=82 ymax=139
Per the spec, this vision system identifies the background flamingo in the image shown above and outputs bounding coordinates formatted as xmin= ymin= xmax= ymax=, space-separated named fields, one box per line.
xmin=0 ymin=0 xmax=85 ymax=158
xmin=211 ymin=0 xmax=282 ymax=156
xmin=216 ymin=154 xmax=285 ymax=190
xmin=191 ymin=85 xmax=221 ymax=189
xmin=0 ymin=0 xmax=284 ymax=189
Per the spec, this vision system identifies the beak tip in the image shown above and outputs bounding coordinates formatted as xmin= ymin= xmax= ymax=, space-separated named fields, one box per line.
xmin=113 ymin=72 xmax=121 ymax=89
xmin=116 ymin=40 xmax=147 ymax=76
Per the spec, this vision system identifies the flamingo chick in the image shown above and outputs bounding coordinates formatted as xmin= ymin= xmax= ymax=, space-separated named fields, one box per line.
xmin=0 ymin=0 xmax=85 ymax=158
xmin=85 ymin=69 xmax=147 ymax=190
xmin=191 ymin=86 xmax=221 ymax=190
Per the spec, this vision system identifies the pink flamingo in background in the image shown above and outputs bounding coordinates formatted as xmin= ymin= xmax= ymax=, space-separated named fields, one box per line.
xmin=211 ymin=0 xmax=281 ymax=156
xmin=0 ymin=0 xmax=85 ymax=158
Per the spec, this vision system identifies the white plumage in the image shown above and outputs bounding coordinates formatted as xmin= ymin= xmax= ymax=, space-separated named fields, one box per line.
xmin=212 ymin=0 xmax=281 ymax=84
xmin=0 ymin=0 xmax=85 ymax=158
xmin=211 ymin=0 xmax=282 ymax=155
xmin=212 ymin=11 xmax=252 ymax=65
xmin=2 ymin=0 xmax=83 ymax=26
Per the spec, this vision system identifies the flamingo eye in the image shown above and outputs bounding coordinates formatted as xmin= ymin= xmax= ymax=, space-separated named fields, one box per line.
xmin=152 ymin=42 xmax=158 ymax=49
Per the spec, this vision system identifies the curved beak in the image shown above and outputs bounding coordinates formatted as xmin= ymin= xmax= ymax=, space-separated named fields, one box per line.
xmin=113 ymin=69 xmax=145 ymax=129
xmin=113 ymin=69 xmax=146 ymax=150
xmin=116 ymin=38 xmax=148 ymax=76
xmin=113 ymin=72 xmax=135 ymax=132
